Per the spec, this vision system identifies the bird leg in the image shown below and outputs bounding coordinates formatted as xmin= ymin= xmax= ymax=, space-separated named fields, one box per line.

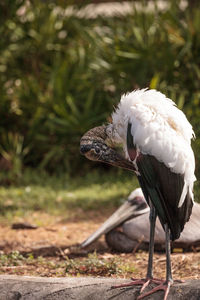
xmin=144 ymin=204 xmax=157 ymax=279
xmin=111 ymin=204 xmax=159 ymax=290
xmin=133 ymin=204 xmax=164 ymax=292
xmin=137 ymin=223 xmax=173 ymax=300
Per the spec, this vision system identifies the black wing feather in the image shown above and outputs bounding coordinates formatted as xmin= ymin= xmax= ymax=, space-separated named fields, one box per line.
xmin=149 ymin=155 xmax=193 ymax=240
xmin=127 ymin=122 xmax=193 ymax=241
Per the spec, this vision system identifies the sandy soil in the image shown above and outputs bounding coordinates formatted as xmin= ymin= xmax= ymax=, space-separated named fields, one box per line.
xmin=0 ymin=212 xmax=199 ymax=279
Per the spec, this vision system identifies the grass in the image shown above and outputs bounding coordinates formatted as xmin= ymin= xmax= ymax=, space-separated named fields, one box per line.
xmin=0 ymin=168 xmax=138 ymax=223
xmin=0 ymin=168 xmax=199 ymax=280
xmin=0 ymin=251 xmax=136 ymax=278
xmin=64 ymin=252 xmax=135 ymax=277
xmin=0 ymin=167 xmax=199 ymax=224
xmin=1 ymin=250 xmax=200 ymax=280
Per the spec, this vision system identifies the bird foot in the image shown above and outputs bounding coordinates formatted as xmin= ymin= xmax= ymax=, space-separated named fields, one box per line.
xmin=111 ymin=277 xmax=182 ymax=300
xmin=111 ymin=278 xmax=147 ymax=289
xmin=137 ymin=279 xmax=173 ymax=300
xmin=111 ymin=276 xmax=163 ymax=291
xmin=138 ymin=277 xmax=165 ymax=293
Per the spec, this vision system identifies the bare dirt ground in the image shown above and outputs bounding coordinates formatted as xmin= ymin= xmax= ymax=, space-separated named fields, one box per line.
xmin=0 ymin=212 xmax=199 ymax=280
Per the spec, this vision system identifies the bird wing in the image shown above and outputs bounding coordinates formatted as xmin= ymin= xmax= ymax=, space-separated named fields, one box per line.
xmin=127 ymin=122 xmax=193 ymax=241
xmin=111 ymin=90 xmax=196 ymax=207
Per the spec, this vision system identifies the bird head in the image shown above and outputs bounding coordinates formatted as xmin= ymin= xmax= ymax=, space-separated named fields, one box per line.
xmin=80 ymin=125 xmax=136 ymax=172
xmin=80 ymin=125 xmax=110 ymax=161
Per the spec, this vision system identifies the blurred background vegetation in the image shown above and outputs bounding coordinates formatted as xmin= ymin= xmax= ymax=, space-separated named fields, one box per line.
xmin=0 ymin=0 xmax=199 ymax=191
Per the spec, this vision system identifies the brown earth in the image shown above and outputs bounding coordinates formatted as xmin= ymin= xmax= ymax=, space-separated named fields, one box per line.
xmin=0 ymin=212 xmax=199 ymax=280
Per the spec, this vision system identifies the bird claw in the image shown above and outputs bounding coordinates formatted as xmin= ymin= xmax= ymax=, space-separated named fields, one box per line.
xmin=111 ymin=278 xmax=146 ymax=289
xmin=137 ymin=280 xmax=172 ymax=300
xmin=111 ymin=277 xmax=174 ymax=300
xmin=111 ymin=276 xmax=164 ymax=291
xmin=111 ymin=276 xmax=183 ymax=300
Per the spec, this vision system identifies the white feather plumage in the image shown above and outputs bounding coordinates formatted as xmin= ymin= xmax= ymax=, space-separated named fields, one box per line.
xmin=107 ymin=89 xmax=196 ymax=207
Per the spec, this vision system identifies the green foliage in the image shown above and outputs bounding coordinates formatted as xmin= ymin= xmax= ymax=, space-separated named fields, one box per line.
xmin=0 ymin=0 xmax=200 ymax=178
xmin=65 ymin=252 xmax=135 ymax=277
xmin=0 ymin=251 xmax=25 ymax=266
xmin=0 ymin=249 xmax=136 ymax=278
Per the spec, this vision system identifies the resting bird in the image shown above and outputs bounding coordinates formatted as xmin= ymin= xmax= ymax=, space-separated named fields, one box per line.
xmin=80 ymin=187 xmax=200 ymax=253
xmin=80 ymin=89 xmax=196 ymax=300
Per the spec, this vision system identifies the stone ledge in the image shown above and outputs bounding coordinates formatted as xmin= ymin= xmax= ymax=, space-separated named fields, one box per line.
xmin=0 ymin=275 xmax=200 ymax=300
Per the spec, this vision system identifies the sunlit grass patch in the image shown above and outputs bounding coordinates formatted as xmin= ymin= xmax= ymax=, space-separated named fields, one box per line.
xmin=0 ymin=169 xmax=138 ymax=222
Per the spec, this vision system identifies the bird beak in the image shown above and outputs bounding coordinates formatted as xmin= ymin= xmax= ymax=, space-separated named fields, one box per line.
xmin=80 ymin=199 xmax=149 ymax=248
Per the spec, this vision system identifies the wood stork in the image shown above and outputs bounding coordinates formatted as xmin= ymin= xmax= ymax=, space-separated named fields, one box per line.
xmin=80 ymin=89 xmax=196 ymax=300
xmin=80 ymin=187 xmax=200 ymax=253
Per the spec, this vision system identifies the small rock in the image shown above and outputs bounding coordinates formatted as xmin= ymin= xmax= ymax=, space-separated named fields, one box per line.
xmin=11 ymin=222 xmax=38 ymax=230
